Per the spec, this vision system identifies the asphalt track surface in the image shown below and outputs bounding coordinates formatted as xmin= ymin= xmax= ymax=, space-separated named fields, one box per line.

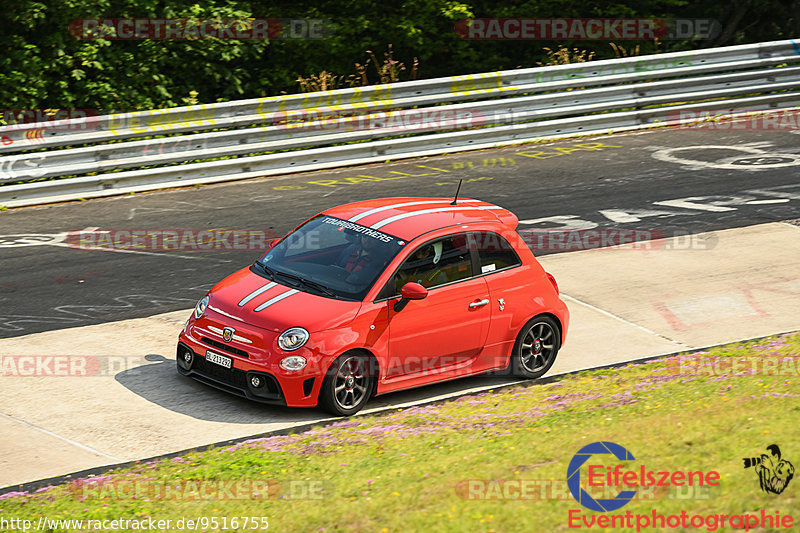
xmin=1 ymin=127 xmax=799 ymax=337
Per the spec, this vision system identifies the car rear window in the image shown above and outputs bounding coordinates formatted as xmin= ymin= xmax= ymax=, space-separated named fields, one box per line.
xmin=470 ymin=231 xmax=522 ymax=274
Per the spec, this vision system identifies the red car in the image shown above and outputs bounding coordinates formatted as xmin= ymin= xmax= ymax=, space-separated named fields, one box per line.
xmin=177 ymin=197 xmax=569 ymax=415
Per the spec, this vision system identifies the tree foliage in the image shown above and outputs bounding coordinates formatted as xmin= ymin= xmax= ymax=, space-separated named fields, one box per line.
xmin=1 ymin=0 xmax=797 ymax=113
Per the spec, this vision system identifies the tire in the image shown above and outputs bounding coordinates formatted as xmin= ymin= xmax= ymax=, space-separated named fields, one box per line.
xmin=319 ymin=353 xmax=375 ymax=416
xmin=509 ymin=315 xmax=561 ymax=379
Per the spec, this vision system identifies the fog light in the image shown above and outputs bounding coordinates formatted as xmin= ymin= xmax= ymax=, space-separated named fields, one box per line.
xmin=250 ymin=375 xmax=263 ymax=388
xmin=177 ymin=347 xmax=194 ymax=371
xmin=280 ymin=355 xmax=307 ymax=371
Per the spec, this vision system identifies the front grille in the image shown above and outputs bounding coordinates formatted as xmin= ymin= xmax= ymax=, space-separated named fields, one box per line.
xmin=201 ymin=336 xmax=250 ymax=358
xmin=192 ymin=354 xmax=249 ymax=389
xmin=180 ymin=344 xmax=284 ymax=403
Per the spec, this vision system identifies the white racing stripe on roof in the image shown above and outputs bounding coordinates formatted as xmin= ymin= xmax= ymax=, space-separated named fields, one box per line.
xmin=348 ymin=200 xmax=454 ymax=223
xmin=238 ymin=282 xmax=277 ymax=307
xmin=370 ymin=205 xmax=504 ymax=230
xmin=254 ymin=289 xmax=299 ymax=312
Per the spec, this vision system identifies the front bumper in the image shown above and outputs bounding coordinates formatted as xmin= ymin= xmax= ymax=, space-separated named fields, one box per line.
xmin=177 ymin=342 xmax=287 ymax=405
xmin=177 ymin=327 xmax=323 ymax=407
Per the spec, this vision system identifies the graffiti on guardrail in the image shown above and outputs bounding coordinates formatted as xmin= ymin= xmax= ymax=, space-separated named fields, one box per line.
xmin=106 ymin=106 xmax=218 ymax=136
xmin=0 ymin=154 xmax=46 ymax=180
xmin=449 ymin=72 xmax=516 ymax=97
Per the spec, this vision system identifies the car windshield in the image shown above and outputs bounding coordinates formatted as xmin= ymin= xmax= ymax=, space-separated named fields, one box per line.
xmin=256 ymin=215 xmax=406 ymax=301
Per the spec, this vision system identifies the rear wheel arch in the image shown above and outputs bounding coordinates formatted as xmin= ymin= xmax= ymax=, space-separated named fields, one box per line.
xmin=508 ymin=313 xmax=562 ymax=378
xmin=535 ymin=312 xmax=563 ymax=348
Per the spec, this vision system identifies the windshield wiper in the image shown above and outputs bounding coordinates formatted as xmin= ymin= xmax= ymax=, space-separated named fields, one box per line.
xmin=255 ymin=261 xmax=275 ymax=280
xmin=274 ymin=270 xmax=337 ymax=298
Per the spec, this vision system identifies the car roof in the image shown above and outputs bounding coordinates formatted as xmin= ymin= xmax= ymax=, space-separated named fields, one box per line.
xmin=323 ymin=197 xmax=519 ymax=240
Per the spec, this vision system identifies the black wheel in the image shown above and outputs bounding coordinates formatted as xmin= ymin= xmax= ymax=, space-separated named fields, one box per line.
xmin=319 ymin=353 xmax=375 ymax=416
xmin=509 ymin=315 xmax=560 ymax=378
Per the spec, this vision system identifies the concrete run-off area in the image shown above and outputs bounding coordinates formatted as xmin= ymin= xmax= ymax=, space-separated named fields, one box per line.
xmin=1 ymin=222 xmax=799 ymax=488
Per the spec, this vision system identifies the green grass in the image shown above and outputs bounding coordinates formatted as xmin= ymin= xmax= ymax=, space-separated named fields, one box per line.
xmin=2 ymin=333 xmax=799 ymax=532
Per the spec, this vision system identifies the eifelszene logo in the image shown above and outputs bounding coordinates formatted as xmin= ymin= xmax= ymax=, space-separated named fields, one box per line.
xmin=567 ymin=441 xmax=721 ymax=512
xmin=567 ymin=441 xmax=637 ymax=512
xmin=743 ymin=444 xmax=795 ymax=495
xmin=566 ymin=442 xmax=795 ymax=531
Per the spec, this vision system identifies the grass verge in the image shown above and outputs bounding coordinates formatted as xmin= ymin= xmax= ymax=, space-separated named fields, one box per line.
xmin=1 ymin=333 xmax=799 ymax=532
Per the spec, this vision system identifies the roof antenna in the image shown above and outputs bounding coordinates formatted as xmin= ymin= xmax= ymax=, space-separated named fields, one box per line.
xmin=450 ymin=179 xmax=463 ymax=206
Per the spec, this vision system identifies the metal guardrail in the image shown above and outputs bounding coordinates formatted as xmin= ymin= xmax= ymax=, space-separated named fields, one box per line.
xmin=1 ymin=38 xmax=798 ymax=207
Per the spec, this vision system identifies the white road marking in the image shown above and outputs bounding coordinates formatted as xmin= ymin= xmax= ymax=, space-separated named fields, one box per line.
xmin=560 ymin=294 xmax=690 ymax=349
xmin=0 ymin=227 xmax=230 ymax=262
xmin=0 ymin=411 xmax=122 ymax=461
xmin=652 ymin=144 xmax=800 ymax=170
xmin=50 ymin=242 xmax=223 ymax=261
xmin=598 ymin=208 xmax=685 ymax=224
xmin=518 ymin=215 xmax=598 ymax=230
xmin=746 ymin=199 xmax=790 ymax=204
xmin=653 ymin=199 xmax=737 ymax=212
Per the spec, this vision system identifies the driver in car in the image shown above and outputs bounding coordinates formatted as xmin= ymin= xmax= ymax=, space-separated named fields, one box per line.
xmin=394 ymin=241 xmax=448 ymax=291
xmin=340 ymin=234 xmax=377 ymax=272
xmin=337 ymin=233 xmax=389 ymax=284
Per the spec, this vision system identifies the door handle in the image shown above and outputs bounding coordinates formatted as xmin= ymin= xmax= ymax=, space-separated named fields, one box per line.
xmin=469 ymin=299 xmax=489 ymax=309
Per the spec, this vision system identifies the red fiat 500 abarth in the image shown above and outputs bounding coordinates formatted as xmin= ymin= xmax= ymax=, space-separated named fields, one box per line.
xmin=177 ymin=197 xmax=569 ymax=416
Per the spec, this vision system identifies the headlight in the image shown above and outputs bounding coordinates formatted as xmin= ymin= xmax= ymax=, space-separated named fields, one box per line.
xmin=280 ymin=355 xmax=307 ymax=371
xmin=277 ymin=327 xmax=309 ymax=351
xmin=194 ymin=295 xmax=209 ymax=319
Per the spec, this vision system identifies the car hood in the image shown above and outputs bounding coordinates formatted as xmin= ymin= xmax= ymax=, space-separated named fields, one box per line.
xmin=206 ymin=266 xmax=362 ymax=333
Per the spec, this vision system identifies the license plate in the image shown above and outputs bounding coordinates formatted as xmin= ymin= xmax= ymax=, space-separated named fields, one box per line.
xmin=206 ymin=350 xmax=232 ymax=369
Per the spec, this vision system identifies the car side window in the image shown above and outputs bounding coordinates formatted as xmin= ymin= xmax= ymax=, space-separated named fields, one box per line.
xmin=471 ymin=231 xmax=522 ymax=274
xmin=385 ymin=233 xmax=473 ymax=295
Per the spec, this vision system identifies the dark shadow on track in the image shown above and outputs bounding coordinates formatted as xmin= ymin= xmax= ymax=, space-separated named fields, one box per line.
xmin=114 ymin=354 xmax=523 ymax=422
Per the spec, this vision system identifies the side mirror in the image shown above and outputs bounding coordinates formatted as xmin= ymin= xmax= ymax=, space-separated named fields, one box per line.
xmin=401 ymin=282 xmax=428 ymax=300
xmin=268 ymin=238 xmax=281 ymax=249
xmin=394 ymin=282 xmax=428 ymax=312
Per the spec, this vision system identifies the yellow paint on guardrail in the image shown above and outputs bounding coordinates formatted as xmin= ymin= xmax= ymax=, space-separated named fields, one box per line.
xmin=108 ymin=105 xmax=217 ymax=135
xmin=450 ymin=72 xmax=515 ymax=97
